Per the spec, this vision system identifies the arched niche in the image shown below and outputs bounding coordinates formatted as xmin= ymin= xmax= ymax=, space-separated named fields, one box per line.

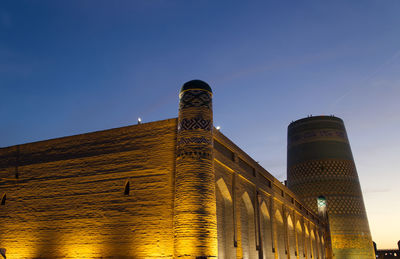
xmin=216 ymin=178 xmax=232 ymax=202
xmin=296 ymin=220 xmax=304 ymax=258
xmin=241 ymin=192 xmax=256 ymax=259
xmin=216 ymin=178 xmax=235 ymax=259
xmin=274 ymin=209 xmax=285 ymax=259
xmin=305 ymin=225 xmax=310 ymax=259
xmin=260 ymin=201 xmax=273 ymax=259
xmin=287 ymin=215 xmax=296 ymax=259
xmin=320 ymin=234 xmax=326 ymax=259
xmin=311 ymin=229 xmax=317 ymax=259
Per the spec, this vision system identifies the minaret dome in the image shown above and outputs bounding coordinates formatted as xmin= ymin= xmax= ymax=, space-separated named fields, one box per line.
xmin=180 ymin=80 xmax=212 ymax=97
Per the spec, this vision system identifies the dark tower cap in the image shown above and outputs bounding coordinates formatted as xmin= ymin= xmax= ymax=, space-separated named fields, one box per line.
xmin=180 ymin=80 xmax=212 ymax=94
xmin=288 ymin=116 xmax=343 ymax=129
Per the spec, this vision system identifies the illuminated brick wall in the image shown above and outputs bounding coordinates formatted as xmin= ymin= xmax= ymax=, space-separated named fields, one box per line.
xmin=213 ymin=130 xmax=331 ymax=259
xmin=0 ymin=119 xmax=332 ymax=259
xmin=0 ymin=119 xmax=177 ymax=258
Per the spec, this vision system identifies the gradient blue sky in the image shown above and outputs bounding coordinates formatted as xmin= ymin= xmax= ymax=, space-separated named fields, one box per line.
xmin=1 ymin=0 xmax=399 ymax=249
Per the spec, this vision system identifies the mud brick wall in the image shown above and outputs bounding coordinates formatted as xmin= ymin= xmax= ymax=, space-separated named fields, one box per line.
xmin=0 ymin=119 xmax=177 ymax=259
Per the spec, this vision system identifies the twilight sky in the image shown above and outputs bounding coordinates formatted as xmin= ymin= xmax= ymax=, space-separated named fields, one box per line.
xmin=1 ymin=0 xmax=399 ymax=249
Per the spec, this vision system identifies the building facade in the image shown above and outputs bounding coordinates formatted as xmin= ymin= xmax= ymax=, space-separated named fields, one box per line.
xmin=0 ymin=80 xmax=373 ymax=259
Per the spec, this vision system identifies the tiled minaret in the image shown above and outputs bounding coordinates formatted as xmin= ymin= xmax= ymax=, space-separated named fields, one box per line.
xmin=287 ymin=116 xmax=375 ymax=259
xmin=174 ymin=80 xmax=218 ymax=258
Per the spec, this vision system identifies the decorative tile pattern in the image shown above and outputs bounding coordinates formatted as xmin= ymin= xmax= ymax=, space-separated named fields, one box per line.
xmin=178 ymin=117 xmax=212 ymax=132
xmin=180 ymin=90 xmax=212 ymax=109
xmin=178 ymin=137 xmax=212 ymax=145
xmin=288 ymin=159 xmax=366 ymax=213
xmin=176 ymin=147 xmax=212 ymax=160
xmin=288 ymin=158 xmax=375 ymax=258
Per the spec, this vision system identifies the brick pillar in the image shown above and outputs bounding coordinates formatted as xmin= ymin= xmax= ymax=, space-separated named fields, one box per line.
xmin=174 ymin=80 xmax=218 ymax=258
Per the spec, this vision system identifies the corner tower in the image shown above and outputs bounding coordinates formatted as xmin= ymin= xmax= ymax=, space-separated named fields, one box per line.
xmin=287 ymin=116 xmax=375 ymax=259
xmin=174 ymin=80 xmax=218 ymax=258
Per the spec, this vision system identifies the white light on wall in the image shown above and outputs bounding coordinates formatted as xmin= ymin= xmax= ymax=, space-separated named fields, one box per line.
xmin=138 ymin=117 xmax=142 ymax=124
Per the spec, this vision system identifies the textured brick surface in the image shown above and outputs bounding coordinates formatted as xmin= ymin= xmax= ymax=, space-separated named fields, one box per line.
xmin=213 ymin=130 xmax=330 ymax=259
xmin=0 ymin=119 xmax=177 ymax=259
xmin=0 ymin=115 xmax=334 ymax=259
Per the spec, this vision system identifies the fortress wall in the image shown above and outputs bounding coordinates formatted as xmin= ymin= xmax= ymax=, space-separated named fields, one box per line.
xmin=0 ymin=116 xmax=331 ymax=259
xmin=214 ymin=130 xmax=330 ymax=259
xmin=0 ymin=119 xmax=177 ymax=259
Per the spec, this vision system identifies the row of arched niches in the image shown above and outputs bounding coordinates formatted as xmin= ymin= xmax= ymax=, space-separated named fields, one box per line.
xmin=215 ymin=176 xmax=327 ymax=259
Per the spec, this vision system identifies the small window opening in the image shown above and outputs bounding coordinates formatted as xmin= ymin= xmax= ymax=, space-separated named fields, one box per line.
xmin=1 ymin=194 xmax=6 ymax=205
xmin=124 ymin=181 xmax=130 ymax=195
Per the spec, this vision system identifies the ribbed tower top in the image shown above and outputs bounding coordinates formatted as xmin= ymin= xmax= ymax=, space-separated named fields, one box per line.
xmin=180 ymin=80 xmax=212 ymax=94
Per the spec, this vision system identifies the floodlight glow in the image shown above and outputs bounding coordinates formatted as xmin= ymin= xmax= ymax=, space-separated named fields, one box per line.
xmin=317 ymin=195 xmax=327 ymax=218
xmin=318 ymin=196 xmax=327 ymax=209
